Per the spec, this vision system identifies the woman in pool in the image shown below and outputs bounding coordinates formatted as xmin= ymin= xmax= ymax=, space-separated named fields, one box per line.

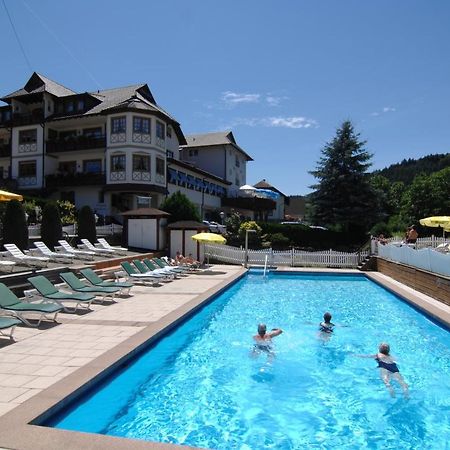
xmin=251 ymin=323 xmax=283 ymax=360
xmin=358 ymin=342 xmax=409 ymax=398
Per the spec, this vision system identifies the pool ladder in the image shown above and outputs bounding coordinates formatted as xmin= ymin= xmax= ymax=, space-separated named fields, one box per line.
xmin=263 ymin=255 xmax=269 ymax=278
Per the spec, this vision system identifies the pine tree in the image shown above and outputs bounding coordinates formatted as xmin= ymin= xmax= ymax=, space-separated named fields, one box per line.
xmin=309 ymin=121 xmax=377 ymax=233
xmin=2 ymin=200 xmax=29 ymax=250
xmin=77 ymin=205 xmax=97 ymax=244
xmin=41 ymin=202 xmax=63 ymax=250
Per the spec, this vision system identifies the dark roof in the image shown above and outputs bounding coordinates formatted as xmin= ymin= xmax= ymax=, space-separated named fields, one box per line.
xmin=254 ymin=179 xmax=287 ymax=198
xmin=167 ymin=221 xmax=208 ymax=229
xmin=121 ymin=207 xmax=170 ymax=217
xmin=182 ymin=131 xmax=253 ymax=161
xmin=1 ymin=72 xmax=75 ymax=102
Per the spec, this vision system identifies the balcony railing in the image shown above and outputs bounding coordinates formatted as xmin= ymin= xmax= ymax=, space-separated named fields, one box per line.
xmin=0 ymin=144 xmax=11 ymax=157
xmin=46 ymin=135 xmax=106 ymax=153
xmin=46 ymin=172 xmax=106 ymax=187
xmin=11 ymin=111 xmax=44 ymax=126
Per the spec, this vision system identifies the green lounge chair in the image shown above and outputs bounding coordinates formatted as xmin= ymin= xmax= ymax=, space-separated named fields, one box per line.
xmin=80 ymin=268 xmax=133 ymax=295
xmin=151 ymin=258 xmax=186 ymax=274
xmin=119 ymin=261 xmax=161 ymax=286
xmin=59 ymin=272 xmax=120 ymax=303
xmin=0 ymin=316 xmax=22 ymax=340
xmin=133 ymin=259 xmax=173 ymax=280
xmin=0 ymin=282 xmax=62 ymax=327
xmin=28 ymin=276 xmax=96 ymax=312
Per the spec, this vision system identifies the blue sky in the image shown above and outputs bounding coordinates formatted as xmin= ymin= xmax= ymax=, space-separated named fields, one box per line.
xmin=1 ymin=0 xmax=449 ymax=195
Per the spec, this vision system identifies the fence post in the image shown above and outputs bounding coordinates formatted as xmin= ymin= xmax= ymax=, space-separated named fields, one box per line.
xmin=291 ymin=247 xmax=294 ymax=267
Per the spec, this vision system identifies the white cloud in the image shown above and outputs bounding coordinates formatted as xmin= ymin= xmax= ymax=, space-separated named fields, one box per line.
xmin=223 ymin=116 xmax=318 ymax=129
xmin=221 ymin=91 xmax=260 ymax=106
xmin=265 ymin=94 xmax=288 ymax=106
xmin=383 ymin=106 xmax=396 ymax=113
xmin=371 ymin=106 xmax=396 ymax=116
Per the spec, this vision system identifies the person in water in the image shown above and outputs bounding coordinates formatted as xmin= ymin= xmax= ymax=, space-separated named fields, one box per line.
xmin=359 ymin=342 xmax=409 ymax=398
xmin=251 ymin=323 xmax=283 ymax=359
xmin=319 ymin=312 xmax=335 ymax=334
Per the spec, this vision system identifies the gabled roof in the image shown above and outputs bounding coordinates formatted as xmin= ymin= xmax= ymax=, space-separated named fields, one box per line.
xmin=182 ymin=130 xmax=253 ymax=161
xmin=254 ymin=179 xmax=287 ymax=198
xmin=1 ymin=72 xmax=75 ymax=102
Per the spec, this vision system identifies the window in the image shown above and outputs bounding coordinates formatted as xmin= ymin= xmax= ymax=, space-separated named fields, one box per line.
xmin=83 ymin=127 xmax=102 ymax=138
xmin=132 ymin=154 xmax=150 ymax=171
xmin=111 ymin=155 xmax=126 ymax=172
xmin=18 ymin=160 xmax=36 ymax=177
xmin=133 ymin=117 xmax=151 ymax=134
xmin=19 ymin=129 xmax=37 ymax=144
xmin=156 ymin=121 xmax=165 ymax=140
xmin=77 ymin=100 xmax=85 ymax=111
xmin=58 ymin=161 xmax=77 ymax=174
xmin=156 ymin=157 xmax=165 ymax=176
xmin=111 ymin=116 xmax=126 ymax=134
xmin=167 ymin=150 xmax=174 ymax=158
xmin=83 ymin=159 xmax=102 ymax=173
xmin=59 ymin=130 xmax=77 ymax=141
xmin=189 ymin=149 xmax=198 ymax=157
xmin=66 ymin=102 xmax=74 ymax=113
xmin=166 ymin=126 xmax=172 ymax=138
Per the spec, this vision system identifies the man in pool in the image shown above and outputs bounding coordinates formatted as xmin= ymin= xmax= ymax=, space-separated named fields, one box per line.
xmin=251 ymin=323 xmax=283 ymax=360
xmin=319 ymin=312 xmax=335 ymax=334
xmin=358 ymin=342 xmax=409 ymax=398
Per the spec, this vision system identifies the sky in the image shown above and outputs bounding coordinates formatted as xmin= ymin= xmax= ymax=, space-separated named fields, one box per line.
xmin=1 ymin=0 xmax=450 ymax=195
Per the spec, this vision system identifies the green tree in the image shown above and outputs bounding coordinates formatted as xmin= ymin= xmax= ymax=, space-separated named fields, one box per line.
xmin=238 ymin=221 xmax=262 ymax=248
xmin=77 ymin=205 xmax=97 ymax=243
xmin=41 ymin=203 xmax=63 ymax=250
xmin=2 ymin=200 xmax=28 ymax=250
xmin=159 ymin=191 xmax=200 ymax=223
xmin=57 ymin=200 xmax=76 ymax=225
xmin=309 ymin=121 xmax=377 ymax=233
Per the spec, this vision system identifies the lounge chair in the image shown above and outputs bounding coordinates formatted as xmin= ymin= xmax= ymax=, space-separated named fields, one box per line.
xmin=435 ymin=243 xmax=449 ymax=253
xmin=96 ymin=238 xmax=128 ymax=255
xmin=0 ymin=260 xmax=16 ymax=273
xmin=27 ymin=276 xmax=96 ymax=312
xmin=80 ymin=239 xmax=115 ymax=255
xmin=0 ymin=316 xmax=22 ymax=340
xmin=59 ymin=272 xmax=121 ymax=303
xmin=34 ymin=241 xmax=74 ymax=263
xmin=133 ymin=259 xmax=174 ymax=280
xmin=119 ymin=261 xmax=162 ymax=286
xmin=80 ymin=268 xmax=133 ymax=296
xmin=0 ymin=282 xmax=62 ymax=327
xmin=151 ymin=257 xmax=187 ymax=274
xmin=58 ymin=240 xmax=96 ymax=260
xmin=4 ymin=244 xmax=49 ymax=268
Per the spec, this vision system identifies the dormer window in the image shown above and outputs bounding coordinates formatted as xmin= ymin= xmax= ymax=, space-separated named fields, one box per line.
xmin=77 ymin=100 xmax=85 ymax=111
xmin=66 ymin=102 xmax=74 ymax=113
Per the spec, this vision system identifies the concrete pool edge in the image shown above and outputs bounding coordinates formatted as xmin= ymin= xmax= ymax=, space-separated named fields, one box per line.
xmin=0 ymin=268 xmax=247 ymax=450
xmin=0 ymin=267 xmax=448 ymax=450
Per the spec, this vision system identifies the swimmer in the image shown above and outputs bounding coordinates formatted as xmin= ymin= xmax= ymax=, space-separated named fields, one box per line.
xmin=358 ymin=342 xmax=409 ymax=398
xmin=251 ymin=323 xmax=283 ymax=360
xmin=319 ymin=312 xmax=335 ymax=334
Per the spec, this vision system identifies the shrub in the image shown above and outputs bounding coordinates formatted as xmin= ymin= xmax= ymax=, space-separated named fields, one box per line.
xmin=2 ymin=200 xmax=28 ymax=250
xmin=159 ymin=191 xmax=200 ymax=223
xmin=77 ymin=205 xmax=96 ymax=243
xmin=41 ymin=202 xmax=63 ymax=250
xmin=57 ymin=200 xmax=76 ymax=225
xmin=238 ymin=221 xmax=262 ymax=248
xmin=269 ymin=232 xmax=290 ymax=249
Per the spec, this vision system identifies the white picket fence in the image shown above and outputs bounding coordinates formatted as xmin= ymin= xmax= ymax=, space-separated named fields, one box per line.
xmin=27 ymin=223 xmax=123 ymax=237
xmin=204 ymin=244 xmax=368 ymax=268
xmin=371 ymin=236 xmax=448 ymax=254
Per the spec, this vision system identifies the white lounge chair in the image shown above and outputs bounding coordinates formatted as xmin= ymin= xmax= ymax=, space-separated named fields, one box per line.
xmin=96 ymin=238 xmax=128 ymax=255
xmin=58 ymin=240 xmax=96 ymax=260
xmin=0 ymin=260 xmax=16 ymax=273
xmin=4 ymin=244 xmax=49 ymax=268
xmin=435 ymin=243 xmax=449 ymax=253
xmin=80 ymin=239 xmax=115 ymax=255
xmin=34 ymin=241 xmax=74 ymax=263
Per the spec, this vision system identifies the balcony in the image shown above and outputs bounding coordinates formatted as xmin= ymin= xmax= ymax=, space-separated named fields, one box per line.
xmin=46 ymin=171 xmax=106 ymax=188
xmin=11 ymin=111 xmax=44 ymax=126
xmin=46 ymin=135 xmax=106 ymax=153
xmin=0 ymin=143 xmax=11 ymax=157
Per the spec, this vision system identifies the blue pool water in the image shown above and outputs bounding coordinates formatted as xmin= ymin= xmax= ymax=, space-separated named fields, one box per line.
xmin=47 ymin=272 xmax=450 ymax=449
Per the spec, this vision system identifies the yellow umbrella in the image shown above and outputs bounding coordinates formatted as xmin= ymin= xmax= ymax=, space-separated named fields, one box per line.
xmin=419 ymin=216 xmax=450 ymax=235
xmin=192 ymin=232 xmax=226 ymax=244
xmin=0 ymin=190 xmax=23 ymax=202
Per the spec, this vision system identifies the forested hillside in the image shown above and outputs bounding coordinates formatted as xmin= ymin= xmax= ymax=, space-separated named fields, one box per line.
xmin=371 ymin=153 xmax=450 ymax=184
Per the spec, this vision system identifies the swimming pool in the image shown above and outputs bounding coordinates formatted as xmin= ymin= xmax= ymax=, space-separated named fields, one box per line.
xmin=45 ymin=272 xmax=450 ymax=449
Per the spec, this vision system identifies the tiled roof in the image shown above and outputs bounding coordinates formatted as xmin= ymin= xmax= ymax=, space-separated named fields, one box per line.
xmin=183 ymin=130 xmax=253 ymax=161
xmin=84 ymin=85 xmax=146 ymax=115
xmin=254 ymin=179 xmax=287 ymax=197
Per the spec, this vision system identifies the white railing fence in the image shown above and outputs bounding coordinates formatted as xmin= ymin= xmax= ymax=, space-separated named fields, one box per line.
xmin=26 ymin=223 xmax=123 ymax=237
xmin=371 ymin=236 xmax=447 ymax=254
xmin=205 ymin=244 xmax=369 ymax=268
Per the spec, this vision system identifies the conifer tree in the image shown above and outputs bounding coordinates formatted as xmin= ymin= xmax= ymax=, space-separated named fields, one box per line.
xmin=77 ymin=205 xmax=97 ymax=244
xmin=2 ymin=200 xmax=29 ymax=250
xmin=41 ymin=202 xmax=63 ymax=250
xmin=309 ymin=121 xmax=377 ymax=233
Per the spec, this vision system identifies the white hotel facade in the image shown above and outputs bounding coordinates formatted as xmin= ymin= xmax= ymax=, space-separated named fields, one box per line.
xmin=0 ymin=73 xmax=280 ymax=222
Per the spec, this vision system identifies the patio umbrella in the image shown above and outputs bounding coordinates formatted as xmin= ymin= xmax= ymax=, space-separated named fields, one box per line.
xmin=419 ymin=216 xmax=450 ymax=236
xmin=192 ymin=232 xmax=226 ymax=244
xmin=0 ymin=190 xmax=23 ymax=202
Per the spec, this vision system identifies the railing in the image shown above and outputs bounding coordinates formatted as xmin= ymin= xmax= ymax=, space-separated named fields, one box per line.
xmin=378 ymin=243 xmax=450 ymax=277
xmin=46 ymin=135 xmax=106 ymax=153
xmin=11 ymin=111 xmax=44 ymax=126
xmin=46 ymin=172 xmax=106 ymax=187
xmin=371 ymin=236 xmax=447 ymax=255
xmin=26 ymin=223 xmax=123 ymax=237
xmin=205 ymin=244 xmax=368 ymax=268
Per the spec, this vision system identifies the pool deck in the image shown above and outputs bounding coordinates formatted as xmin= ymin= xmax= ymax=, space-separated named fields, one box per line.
xmin=0 ymin=266 xmax=448 ymax=450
